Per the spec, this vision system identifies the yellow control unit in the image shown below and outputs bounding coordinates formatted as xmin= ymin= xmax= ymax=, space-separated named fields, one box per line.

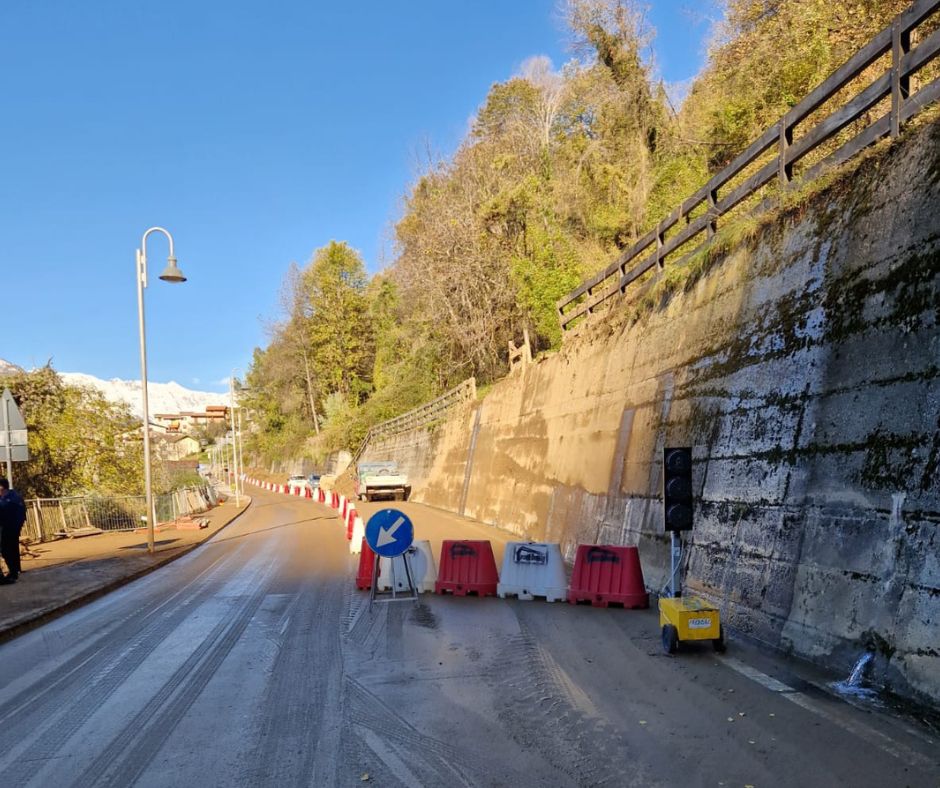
xmin=658 ymin=596 xmax=724 ymax=654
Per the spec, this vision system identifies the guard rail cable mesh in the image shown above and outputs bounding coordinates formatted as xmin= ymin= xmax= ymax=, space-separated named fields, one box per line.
xmin=353 ymin=378 xmax=477 ymax=463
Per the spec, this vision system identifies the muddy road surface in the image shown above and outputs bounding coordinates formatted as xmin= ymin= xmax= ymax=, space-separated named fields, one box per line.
xmin=0 ymin=489 xmax=935 ymax=787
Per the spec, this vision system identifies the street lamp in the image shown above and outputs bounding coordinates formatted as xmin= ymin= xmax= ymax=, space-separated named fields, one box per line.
xmin=137 ymin=226 xmax=187 ymax=555
xmin=228 ymin=373 xmax=241 ymax=505
xmin=229 ymin=370 xmax=248 ymax=502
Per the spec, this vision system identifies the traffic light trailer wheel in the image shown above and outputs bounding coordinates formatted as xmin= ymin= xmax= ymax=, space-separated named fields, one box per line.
xmin=713 ymin=625 xmax=726 ymax=653
xmin=662 ymin=624 xmax=679 ymax=655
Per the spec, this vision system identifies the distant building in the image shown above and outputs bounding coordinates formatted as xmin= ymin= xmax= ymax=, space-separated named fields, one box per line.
xmin=153 ymin=406 xmax=229 ymax=435
xmin=152 ymin=433 xmax=201 ymax=461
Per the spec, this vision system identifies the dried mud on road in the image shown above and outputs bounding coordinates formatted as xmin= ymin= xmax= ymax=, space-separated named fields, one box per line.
xmin=0 ymin=491 xmax=935 ymax=788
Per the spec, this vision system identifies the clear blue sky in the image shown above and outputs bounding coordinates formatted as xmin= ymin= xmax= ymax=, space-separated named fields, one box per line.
xmin=1 ymin=1 xmax=716 ymax=393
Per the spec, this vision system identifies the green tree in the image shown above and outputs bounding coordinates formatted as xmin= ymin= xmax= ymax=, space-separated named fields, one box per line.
xmin=3 ymin=366 xmax=143 ymax=498
xmin=302 ymin=241 xmax=374 ymax=401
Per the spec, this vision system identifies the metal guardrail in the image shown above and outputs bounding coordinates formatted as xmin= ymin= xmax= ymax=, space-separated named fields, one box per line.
xmin=353 ymin=378 xmax=477 ymax=462
xmin=23 ymin=484 xmax=219 ymax=543
xmin=557 ymin=0 xmax=940 ymax=331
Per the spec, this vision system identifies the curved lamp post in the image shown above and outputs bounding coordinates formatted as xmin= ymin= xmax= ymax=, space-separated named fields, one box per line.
xmin=137 ymin=226 xmax=187 ymax=554
xmin=229 ymin=369 xmax=245 ymax=504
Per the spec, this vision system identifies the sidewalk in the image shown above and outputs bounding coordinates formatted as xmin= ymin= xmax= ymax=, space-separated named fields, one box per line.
xmin=0 ymin=493 xmax=252 ymax=642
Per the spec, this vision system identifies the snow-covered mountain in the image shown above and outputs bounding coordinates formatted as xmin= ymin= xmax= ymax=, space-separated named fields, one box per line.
xmin=59 ymin=372 xmax=230 ymax=420
xmin=0 ymin=358 xmax=23 ymax=377
xmin=0 ymin=358 xmax=228 ymax=419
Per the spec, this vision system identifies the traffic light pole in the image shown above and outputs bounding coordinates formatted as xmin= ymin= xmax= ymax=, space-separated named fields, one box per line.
xmin=669 ymin=531 xmax=681 ymax=598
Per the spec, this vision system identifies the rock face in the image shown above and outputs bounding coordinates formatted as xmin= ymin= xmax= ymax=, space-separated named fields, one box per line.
xmin=367 ymin=120 xmax=940 ymax=704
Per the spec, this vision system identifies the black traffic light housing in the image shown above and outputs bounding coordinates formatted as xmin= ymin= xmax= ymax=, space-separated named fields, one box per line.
xmin=663 ymin=447 xmax=693 ymax=532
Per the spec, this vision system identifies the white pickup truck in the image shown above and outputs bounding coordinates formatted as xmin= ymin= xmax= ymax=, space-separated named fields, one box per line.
xmin=355 ymin=461 xmax=411 ymax=502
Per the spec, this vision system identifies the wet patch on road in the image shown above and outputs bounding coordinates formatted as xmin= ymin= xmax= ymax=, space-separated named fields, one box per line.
xmin=409 ymin=603 xmax=438 ymax=629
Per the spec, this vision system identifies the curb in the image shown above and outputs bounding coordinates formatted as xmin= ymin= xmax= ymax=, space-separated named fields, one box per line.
xmin=0 ymin=498 xmax=255 ymax=646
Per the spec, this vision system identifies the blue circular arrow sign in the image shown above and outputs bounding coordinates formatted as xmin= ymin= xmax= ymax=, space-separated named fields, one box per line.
xmin=365 ymin=509 xmax=415 ymax=558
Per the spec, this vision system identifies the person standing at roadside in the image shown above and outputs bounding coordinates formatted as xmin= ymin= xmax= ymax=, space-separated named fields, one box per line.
xmin=0 ymin=477 xmax=26 ymax=584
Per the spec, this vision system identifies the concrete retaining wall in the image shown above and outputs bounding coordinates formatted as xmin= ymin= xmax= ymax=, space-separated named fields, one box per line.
xmin=365 ymin=121 xmax=940 ymax=704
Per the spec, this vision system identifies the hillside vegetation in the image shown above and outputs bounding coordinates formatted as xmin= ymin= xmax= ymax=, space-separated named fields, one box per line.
xmin=243 ymin=0 xmax=915 ymax=465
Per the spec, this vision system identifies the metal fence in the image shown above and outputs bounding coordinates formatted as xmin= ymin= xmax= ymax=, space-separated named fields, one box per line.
xmin=557 ymin=0 xmax=940 ymax=330
xmin=23 ymin=485 xmax=219 ymax=543
xmin=352 ymin=378 xmax=477 ymax=463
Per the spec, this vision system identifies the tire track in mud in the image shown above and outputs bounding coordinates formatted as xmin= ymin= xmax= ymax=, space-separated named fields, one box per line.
xmin=340 ymin=566 xmax=493 ymax=786
xmin=0 ymin=544 xmax=253 ymax=783
xmin=0 ymin=545 xmax=237 ymax=731
xmin=236 ymin=581 xmax=344 ymax=787
xmin=233 ymin=533 xmax=347 ymax=788
xmin=71 ymin=573 xmax=274 ymax=788
xmin=344 ymin=676 xmax=484 ymax=787
xmin=486 ymin=621 xmax=661 ymax=788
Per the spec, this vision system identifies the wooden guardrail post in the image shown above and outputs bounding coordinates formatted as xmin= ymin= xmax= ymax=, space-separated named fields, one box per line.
xmin=892 ymin=20 xmax=913 ymax=137
xmin=656 ymin=221 xmax=665 ymax=270
xmin=707 ymin=189 xmax=718 ymax=238
xmin=778 ymin=118 xmax=794 ymax=185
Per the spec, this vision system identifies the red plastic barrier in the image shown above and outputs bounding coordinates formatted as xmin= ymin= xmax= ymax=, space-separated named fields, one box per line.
xmin=330 ymin=491 xmax=339 ymax=508
xmin=356 ymin=541 xmax=378 ymax=590
xmin=567 ymin=545 xmax=648 ymax=609
xmin=435 ymin=540 xmax=499 ymax=597
xmin=305 ymin=487 xmax=312 ymax=499
xmin=345 ymin=507 xmax=357 ymax=540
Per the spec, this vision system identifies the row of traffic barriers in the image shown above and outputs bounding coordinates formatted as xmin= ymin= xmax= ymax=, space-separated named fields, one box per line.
xmin=359 ymin=539 xmax=648 ymax=608
xmin=240 ymin=476 xmax=648 ymax=608
xmin=242 ymin=475 xmax=365 ymax=541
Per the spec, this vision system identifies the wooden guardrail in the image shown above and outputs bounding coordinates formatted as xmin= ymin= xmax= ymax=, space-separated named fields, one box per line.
xmin=557 ymin=0 xmax=940 ymax=331
xmin=508 ymin=328 xmax=532 ymax=373
xmin=352 ymin=378 xmax=477 ymax=462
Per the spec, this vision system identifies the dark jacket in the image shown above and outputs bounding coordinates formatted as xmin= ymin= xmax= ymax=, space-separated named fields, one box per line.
xmin=0 ymin=489 xmax=26 ymax=531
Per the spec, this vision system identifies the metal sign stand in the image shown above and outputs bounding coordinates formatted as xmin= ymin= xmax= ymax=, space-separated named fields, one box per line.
xmin=368 ymin=549 xmax=419 ymax=612
xmin=365 ymin=509 xmax=419 ymax=612
xmin=0 ymin=389 xmax=28 ymax=486
xmin=3 ymin=396 xmax=11 ymax=485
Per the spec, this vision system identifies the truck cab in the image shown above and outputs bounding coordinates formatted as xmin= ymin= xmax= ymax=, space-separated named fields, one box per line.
xmin=355 ymin=461 xmax=411 ymax=502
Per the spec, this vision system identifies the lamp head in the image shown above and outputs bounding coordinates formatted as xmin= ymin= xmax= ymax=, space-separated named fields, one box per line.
xmin=159 ymin=256 xmax=187 ymax=283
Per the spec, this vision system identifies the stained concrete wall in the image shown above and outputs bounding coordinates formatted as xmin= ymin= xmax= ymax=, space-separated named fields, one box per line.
xmin=364 ymin=121 xmax=940 ymax=704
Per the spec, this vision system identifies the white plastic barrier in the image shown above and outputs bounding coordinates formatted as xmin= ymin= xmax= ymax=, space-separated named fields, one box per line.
xmin=378 ymin=540 xmax=437 ymax=594
xmin=349 ymin=517 xmax=365 ymax=554
xmin=497 ymin=542 xmax=567 ymax=602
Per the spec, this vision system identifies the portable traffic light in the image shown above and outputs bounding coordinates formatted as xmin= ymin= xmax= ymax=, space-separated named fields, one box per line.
xmin=663 ymin=447 xmax=693 ymax=532
xmin=658 ymin=446 xmax=723 ymax=654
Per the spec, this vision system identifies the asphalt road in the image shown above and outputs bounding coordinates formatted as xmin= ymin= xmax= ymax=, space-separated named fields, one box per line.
xmin=0 ymin=489 xmax=935 ymax=787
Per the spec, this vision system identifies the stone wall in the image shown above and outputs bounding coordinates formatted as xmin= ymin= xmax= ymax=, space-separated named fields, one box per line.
xmin=367 ymin=121 xmax=940 ymax=704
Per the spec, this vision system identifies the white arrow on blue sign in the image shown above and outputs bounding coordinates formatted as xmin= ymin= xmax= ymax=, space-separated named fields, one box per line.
xmin=365 ymin=509 xmax=414 ymax=558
